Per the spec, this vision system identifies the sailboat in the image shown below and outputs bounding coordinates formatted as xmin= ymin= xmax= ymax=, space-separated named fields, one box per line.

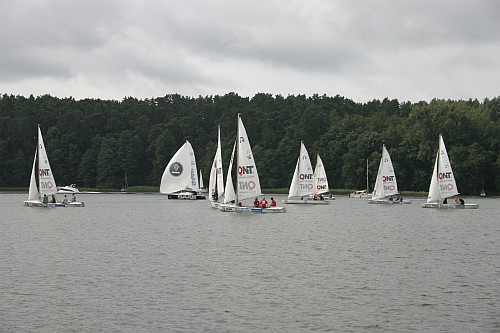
xmin=219 ymin=114 xmax=285 ymax=213
xmin=24 ymin=125 xmax=85 ymax=207
xmin=120 ymin=172 xmax=128 ymax=192
xmin=349 ymin=159 xmax=372 ymax=198
xmin=369 ymin=145 xmax=409 ymax=204
xmin=314 ymin=154 xmax=334 ymax=200
xmin=422 ymin=135 xmax=478 ymax=209
xmin=283 ymin=142 xmax=329 ymax=204
xmin=199 ymin=170 xmax=207 ymax=193
xmin=159 ymin=140 xmax=206 ymax=200
xmin=208 ymin=126 xmax=225 ymax=208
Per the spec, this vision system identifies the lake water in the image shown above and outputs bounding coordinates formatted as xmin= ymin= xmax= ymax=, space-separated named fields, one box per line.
xmin=1 ymin=193 xmax=498 ymax=332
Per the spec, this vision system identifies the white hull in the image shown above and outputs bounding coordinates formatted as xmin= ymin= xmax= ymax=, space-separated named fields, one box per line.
xmin=57 ymin=185 xmax=80 ymax=193
xmin=422 ymin=202 xmax=479 ymax=209
xmin=350 ymin=192 xmax=372 ymax=198
xmin=283 ymin=198 xmax=330 ymax=205
xmin=236 ymin=206 xmax=286 ymax=213
xmin=218 ymin=203 xmax=238 ymax=212
xmin=24 ymin=200 xmax=85 ymax=207
xmin=369 ymin=199 xmax=411 ymax=204
xmin=218 ymin=204 xmax=286 ymax=213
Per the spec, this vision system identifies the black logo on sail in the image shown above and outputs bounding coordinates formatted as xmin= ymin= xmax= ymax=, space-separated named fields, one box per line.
xmin=169 ymin=162 xmax=183 ymax=176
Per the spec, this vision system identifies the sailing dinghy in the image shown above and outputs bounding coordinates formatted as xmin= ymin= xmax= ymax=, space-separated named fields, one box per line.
xmin=24 ymin=125 xmax=85 ymax=207
xmin=199 ymin=170 xmax=207 ymax=193
xmin=283 ymin=142 xmax=330 ymax=204
xmin=218 ymin=114 xmax=285 ymax=213
xmin=349 ymin=159 xmax=372 ymax=198
xmin=208 ymin=126 xmax=225 ymax=208
xmin=369 ymin=145 xmax=410 ymax=204
xmin=422 ymin=135 xmax=478 ymax=209
xmin=160 ymin=140 xmax=206 ymax=200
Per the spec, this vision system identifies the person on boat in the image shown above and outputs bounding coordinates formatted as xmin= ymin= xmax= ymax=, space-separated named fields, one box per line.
xmin=43 ymin=194 xmax=48 ymax=204
xmin=62 ymin=195 xmax=68 ymax=204
xmin=260 ymin=197 xmax=268 ymax=209
xmin=389 ymin=196 xmax=393 ymax=201
xmin=271 ymin=197 xmax=277 ymax=207
xmin=454 ymin=197 xmax=460 ymax=204
xmin=253 ymin=197 xmax=260 ymax=207
xmin=71 ymin=194 xmax=76 ymax=202
xmin=313 ymin=193 xmax=318 ymax=200
xmin=238 ymin=202 xmax=242 ymax=207
xmin=456 ymin=197 xmax=465 ymax=205
xmin=443 ymin=198 xmax=448 ymax=204
xmin=319 ymin=194 xmax=324 ymax=201
xmin=51 ymin=195 xmax=56 ymax=203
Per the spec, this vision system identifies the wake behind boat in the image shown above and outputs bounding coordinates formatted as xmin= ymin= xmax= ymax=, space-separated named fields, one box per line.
xmin=24 ymin=125 xmax=85 ymax=207
xmin=421 ymin=135 xmax=478 ymax=209
xmin=283 ymin=142 xmax=330 ymax=205
xmin=369 ymin=145 xmax=410 ymax=204
xmin=160 ymin=141 xmax=206 ymax=200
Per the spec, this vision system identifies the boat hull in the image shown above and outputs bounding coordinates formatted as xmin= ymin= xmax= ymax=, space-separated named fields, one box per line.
xmin=349 ymin=192 xmax=372 ymax=198
xmin=218 ymin=204 xmax=286 ymax=213
xmin=167 ymin=194 xmax=206 ymax=200
xmin=218 ymin=203 xmax=237 ymax=212
xmin=421 ymin=202 xmax=479 ymax=209
xmin=235 ymin=206 xmax=286 ymax=213
xmin=24 ymin=200 xmax=85 ymax=207
xmin=369 ymin=199 xmax=411 ymax=204
xmin=283 ymin=199 xmax=330 ymax=205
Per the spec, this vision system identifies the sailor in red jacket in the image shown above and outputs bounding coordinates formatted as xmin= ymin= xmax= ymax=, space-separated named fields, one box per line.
xmin=260 ymin=197 xmax=268 ymax=208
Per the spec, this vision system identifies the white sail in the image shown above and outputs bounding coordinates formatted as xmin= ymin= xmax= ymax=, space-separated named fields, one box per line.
xmin=288 ymin=158 xmax=300 ymax=198
xmin=37 ymin=125 xmax=58 ymax=197
xmin=215 ymin=126 xmax=224 ymax=199
xmin=427 ymin=151 xmax=440 ymax=203
xmin=208 ymin=127 xmax=222 ymax=200
xmin=208 ymin=158 xmax=217 ymax=199
xmin=426 ymin=135 xmax=459 ymax=203
xmin=224 ymin=141 xmax=237 ymax=204
xmin=423 ymin=134 xmax=478 ymax=208
xmin=313 ymin=154 xmax=329 ymax=195
xmin=372 ymin=145 xmax=398 ymax=200
xmin=160 ymin=140 xmax=199 ymax=194
xmin=288 ymin=141 xmax=314 ymax=199
xmin=236 ymin=114 xmax=261 ymax=201
xmin=199 ymin=170 xmax=204 ymax=189
xmin=28 ymin=149 xmax=39 ymax=200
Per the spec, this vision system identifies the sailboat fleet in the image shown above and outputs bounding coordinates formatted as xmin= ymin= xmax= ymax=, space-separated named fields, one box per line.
xmin=283 ymin=141 xmax=330 ymax=204
xmin=213 ymin=114 xmax=285 ymax=213
xmin=23 ymin=123 xmax=480 ymax=211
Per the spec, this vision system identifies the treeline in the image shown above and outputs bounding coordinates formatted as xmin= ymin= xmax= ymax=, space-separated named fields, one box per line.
xmin=0 ymin=93 xmax=499 ymax=194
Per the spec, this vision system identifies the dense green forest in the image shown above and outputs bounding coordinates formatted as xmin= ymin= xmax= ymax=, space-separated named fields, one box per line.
xmin=1 ymin=93 xmax=499 ymax=194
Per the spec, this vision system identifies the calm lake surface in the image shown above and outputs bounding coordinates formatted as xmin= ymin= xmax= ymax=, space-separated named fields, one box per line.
xmin=1 ymin=193 xmax=498 ymax=332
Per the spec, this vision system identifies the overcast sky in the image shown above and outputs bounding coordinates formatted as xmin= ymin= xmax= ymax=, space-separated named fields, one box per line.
xmin=1 ymin=0 xmax=498 ymax=103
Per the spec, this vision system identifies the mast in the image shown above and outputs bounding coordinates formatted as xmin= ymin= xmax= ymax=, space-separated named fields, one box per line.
xmin=366 ymin=158 xmax=369 ymax=193
xmin=236 ymin=113 xmax=240 ymax=202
